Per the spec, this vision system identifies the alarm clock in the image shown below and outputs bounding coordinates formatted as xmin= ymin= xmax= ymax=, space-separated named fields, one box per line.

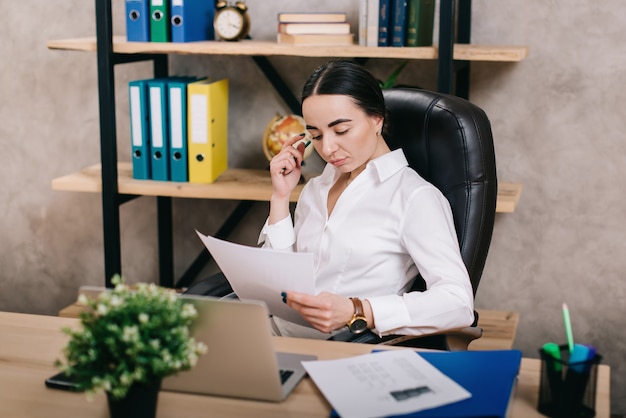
xmin=214 ymin=1 xmax=250 ymax=41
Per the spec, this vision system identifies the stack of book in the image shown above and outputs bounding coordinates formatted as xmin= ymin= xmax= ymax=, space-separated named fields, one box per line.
xmin=277 ymin=12 xmax=354 ymax=45
xmin=359 ymin=0 xmax=435 ymax=47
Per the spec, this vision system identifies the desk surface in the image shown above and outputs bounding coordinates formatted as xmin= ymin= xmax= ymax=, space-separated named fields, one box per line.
xmin=0 ymin=312 xmax=611 ymax=418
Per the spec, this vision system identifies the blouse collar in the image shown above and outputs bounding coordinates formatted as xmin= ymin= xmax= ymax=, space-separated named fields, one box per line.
xmin=321 ymin=148 xmax=409 ymax=185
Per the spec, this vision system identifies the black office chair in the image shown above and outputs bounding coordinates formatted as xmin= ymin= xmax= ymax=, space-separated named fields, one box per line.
xmin=186 ymin=87 xmax=498 ymax=351
xmin=327 ymin=87 xmax=497 ymax=350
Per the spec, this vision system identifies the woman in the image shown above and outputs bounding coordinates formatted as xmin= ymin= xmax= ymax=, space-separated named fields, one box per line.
xmin=258 ymin=60 xmax=474 ymax=340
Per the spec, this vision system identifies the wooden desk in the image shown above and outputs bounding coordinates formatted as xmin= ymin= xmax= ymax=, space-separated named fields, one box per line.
xmin=0 ymin=312 xmax=610 ymax=418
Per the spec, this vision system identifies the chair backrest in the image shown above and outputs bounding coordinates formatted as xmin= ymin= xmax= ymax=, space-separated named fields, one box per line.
xmin=382 ymin=88 xmax=497 ymax=295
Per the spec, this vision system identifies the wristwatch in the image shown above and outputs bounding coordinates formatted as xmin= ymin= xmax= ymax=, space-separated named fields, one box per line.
xmin=347 ymin=297 xmax=368 ymax=334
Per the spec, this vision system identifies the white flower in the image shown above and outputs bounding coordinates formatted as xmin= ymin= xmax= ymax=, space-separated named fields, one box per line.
xmin=109 ymin=295 xmax=123 ymax=307
xmin=97 ymin=304 xmax=108 ymax=316
xmin=175 ymin=326 xmax=189 ymax=338
xmin=102 ymin=379 xmax=112 ymax=392
xmin=138 ymin=313 xmax=149 ymax=324
xmin=122 ymin=326 xmax=139 ymax=342
xmin=181 ymin=303 xmax=197 ymax=319
xmin=133 ymin=367 xmax=145 ymax=380
xmin=78 ymin=294 xmax=88 ymax=305
xmin=187 ymin=352 xmax=199 ymax=367
xmin=120 ymin=373 xmax=131 ymax=385
xmin=196 ymin=341 xmax=208 ymax=354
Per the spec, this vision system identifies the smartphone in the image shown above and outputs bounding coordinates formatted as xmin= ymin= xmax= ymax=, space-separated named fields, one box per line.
xmin=44 ymin=371 xmax=84 ymax=392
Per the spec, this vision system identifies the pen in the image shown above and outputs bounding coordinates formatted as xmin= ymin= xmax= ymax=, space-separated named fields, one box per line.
xmin=281 ymin=137 xmax=311 ymax=174
xmin=562 ymin=303 xmax=574 ymax=353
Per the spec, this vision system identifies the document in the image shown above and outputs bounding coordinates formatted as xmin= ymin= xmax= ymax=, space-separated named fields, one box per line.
xmin=195 ymin=231 xmax=316 ymax=326
xmin=302 ymin=349 xmax=471 ymax=418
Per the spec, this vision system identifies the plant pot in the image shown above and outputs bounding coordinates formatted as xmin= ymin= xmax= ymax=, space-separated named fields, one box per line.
xmin=106 ymin=380 xmax=161 ymax=418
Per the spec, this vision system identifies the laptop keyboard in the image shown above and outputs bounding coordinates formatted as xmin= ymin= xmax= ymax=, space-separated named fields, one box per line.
xmin=279 ymin=369 xmax=294 ymax=384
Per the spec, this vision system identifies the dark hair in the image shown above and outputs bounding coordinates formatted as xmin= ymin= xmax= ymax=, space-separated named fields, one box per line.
xmin=301 ymin=60 xmax=386 ymax=121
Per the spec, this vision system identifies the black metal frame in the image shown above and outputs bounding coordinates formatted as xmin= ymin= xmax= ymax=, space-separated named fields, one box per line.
xmin=438 ymin=0 xmax=471 ymax=98
xmin=96 ymin=0 xmax=175 ymax=287
xmin=93 ymin=0 xmax=472 ymax=288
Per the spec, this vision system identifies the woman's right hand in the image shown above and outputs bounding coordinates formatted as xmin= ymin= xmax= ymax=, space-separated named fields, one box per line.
xmin=269 ymin=134 xmax=307 ymax=199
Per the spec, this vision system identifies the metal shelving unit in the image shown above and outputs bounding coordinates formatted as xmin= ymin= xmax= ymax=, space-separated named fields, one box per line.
xmin=50 ymin=0 xmax=524 ymax=288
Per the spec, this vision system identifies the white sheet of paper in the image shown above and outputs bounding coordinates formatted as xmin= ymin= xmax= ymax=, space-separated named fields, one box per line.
xmin=195 ymin=231 xmax=316 ymax=326
xmin=302 ymin=349 xmax=471 ymax=418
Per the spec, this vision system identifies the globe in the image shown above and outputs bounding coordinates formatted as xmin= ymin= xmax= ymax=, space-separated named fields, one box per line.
xmin=262 ymin=114 xmax=314 ymax=161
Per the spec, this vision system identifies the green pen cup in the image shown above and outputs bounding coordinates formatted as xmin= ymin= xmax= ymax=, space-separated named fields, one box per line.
xmin=538 ymin=344 xmax=601 ymax=418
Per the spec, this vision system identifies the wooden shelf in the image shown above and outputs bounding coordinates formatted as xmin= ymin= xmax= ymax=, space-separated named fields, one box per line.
xmin=496 ymin=182 xmax=523 ymax=213
xmin=52 ymin=163 xmax=305 ymax=202
xmin=52 ymin=163 xmax=522 ymax=213
xmin=47 ymin=37 xmax=528 ymax=62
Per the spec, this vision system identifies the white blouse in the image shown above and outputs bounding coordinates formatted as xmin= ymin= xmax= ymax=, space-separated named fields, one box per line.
xmin=258 ymin=149 xmax=474 ymax=336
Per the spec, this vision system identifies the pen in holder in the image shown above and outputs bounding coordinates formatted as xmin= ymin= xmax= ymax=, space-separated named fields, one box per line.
xmin=538 ymin=343 xmax=601 ymax=418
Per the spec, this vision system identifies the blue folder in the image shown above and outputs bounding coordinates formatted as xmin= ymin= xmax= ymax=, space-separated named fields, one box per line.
xmin=400 ymin=350 xmax=522 ymax=418
xmin=332 ymin=350 xmax=522 ymax=418
xmin=147 ymin=79 xmax=170 ymax=181
xmin=128 ymin=78 xmax=152 ymax=180
xmin=167 ymin=77 xmax=198 ymax=182
xmin=171 ymin=0 xmax=215 ymax=42
xmin=125 ymin=0 xmax=150 ymax=42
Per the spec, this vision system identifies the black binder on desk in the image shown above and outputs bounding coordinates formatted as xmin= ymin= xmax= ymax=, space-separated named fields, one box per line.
xmin=331 ymin=350 xmax=522 ymax=418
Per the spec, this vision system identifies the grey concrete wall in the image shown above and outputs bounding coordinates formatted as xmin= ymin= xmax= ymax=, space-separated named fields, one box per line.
xmin=1 ymin=0 xmax=624 ymax=413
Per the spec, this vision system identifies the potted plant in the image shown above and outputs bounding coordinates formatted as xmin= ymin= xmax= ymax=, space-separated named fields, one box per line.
xmin=55 ymin=275 xmax=207 ymax=418
xmin=379 ymin=60 xmax=409 ymax=89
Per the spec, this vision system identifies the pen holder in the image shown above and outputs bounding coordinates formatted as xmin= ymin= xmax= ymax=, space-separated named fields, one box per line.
xmin=538 ymin=344 xmax=601 ymax=418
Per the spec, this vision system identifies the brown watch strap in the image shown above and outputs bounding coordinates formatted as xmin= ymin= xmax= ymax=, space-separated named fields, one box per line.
xmin=350 ymin=297 xmax=365 ymax=317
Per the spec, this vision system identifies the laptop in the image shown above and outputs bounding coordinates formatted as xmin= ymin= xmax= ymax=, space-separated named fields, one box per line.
xmin=162 ymin=294 xmax=316 ymax=401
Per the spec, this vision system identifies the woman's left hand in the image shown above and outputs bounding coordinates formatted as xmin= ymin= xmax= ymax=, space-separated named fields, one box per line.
xmin=283 ymin=291 xmax=356 ymax=333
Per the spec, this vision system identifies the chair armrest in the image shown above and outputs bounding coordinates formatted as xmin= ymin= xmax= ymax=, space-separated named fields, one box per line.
xmin=378 ymin=327 xmax=483 ymax=351
xmin=329 ymin=326 xmax=483 ymax=351
xmin=328 ymin=329 xmax=386 ymax=344
xmin=183 ymin=272 xmax=233 ymax=298
xmin=444 ymin=327 xmax=483 ymax=351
